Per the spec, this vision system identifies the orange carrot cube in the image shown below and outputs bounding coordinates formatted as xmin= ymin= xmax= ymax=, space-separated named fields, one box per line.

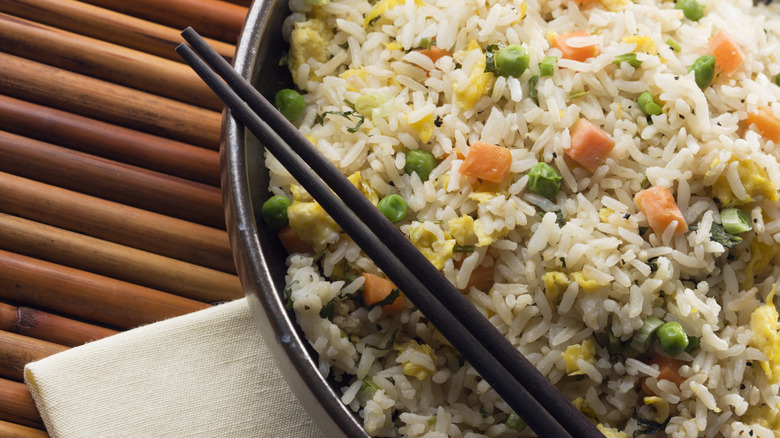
xmin=634 ymin=186 xmax=688 ymax=237
xmin=565 ymin=118 xmax=615 ymax=172
xmin=708 ymin=30 xmax=744 ymax=76
xmin=458 ymin=141 xmax=513 ymax=184
xmin=553 ymin=31 xmax=600 ymax=62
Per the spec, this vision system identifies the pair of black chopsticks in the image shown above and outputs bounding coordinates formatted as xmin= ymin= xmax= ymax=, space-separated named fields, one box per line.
xmin=177 ymin=27 xmax=602 ymax=438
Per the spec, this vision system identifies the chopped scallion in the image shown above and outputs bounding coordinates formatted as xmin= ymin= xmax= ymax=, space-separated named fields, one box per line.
xmin=720 ymin=208 xmax=752 ymax=234
xmin=540 ymin=56 xmax=557 ymax=77
xmin=666 ymin=38 xmax=682 ymax=53
xmin=630 ymin=316 xmax=664 ymax=353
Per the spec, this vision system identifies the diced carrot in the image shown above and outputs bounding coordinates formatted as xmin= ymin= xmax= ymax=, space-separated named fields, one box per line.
xmin=277 ymin=225 xmax=311 ymax=254
xmin=416 ymin=45 xmax=450 ymax=66
xmin=458 ymin=141 xmax=513 ymax=184
xmin=565 ymin=118 xmax=616 ymax=172
xmin=746 ymin=107 xmax=780 ymax=143
xmin=641 ymin=355 xmax=686 ymax=395
xmin=361 ymin=273 xmax=405 ymax=314
xmin=553 ymin=30 xmax=600 ymax=62
xmin=634 ymin=186 xmax=689 ymax=237
xmin=708 ymin=30 xmax=744 ymax=76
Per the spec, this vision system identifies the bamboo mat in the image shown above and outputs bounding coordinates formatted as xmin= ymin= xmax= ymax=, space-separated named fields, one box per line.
xmin=0 ymin=1 xmax=252 ymax=436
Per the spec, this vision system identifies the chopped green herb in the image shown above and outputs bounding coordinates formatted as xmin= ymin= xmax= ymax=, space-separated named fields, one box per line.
xmin=415 ymin=37 xmax=432 ymax=50
xmin=689 ymin=222 xmax=742 ymax=248
xmin=559 ymin=256 xmax=567 ymax=268
xmin=506 ymin=411 xmax=527 ymax=432
xmin=427 ymin=416 xmax=437 ymax=426
xmin=367 ymin=15 xmax=381 ymax=26
xmin=632 ymin=411 xmax=670 ymax=437
xmin=319 ymin=299 xmax=336 ymax=320
xmin=283 ymin=280 xmax=298 ymax=310
xmin=316 ymin=99 xmax=365 ymax=132
xmin=454 ymin=244 xmax=475 ymax=253
xmin=479 ymin=408 xmax=490 ymax=419
xmin=641 ymin=175 xmax=650 ymax=188
xmin=483 ymin=44 xmax=502 ymax=75
xmin=278 ymin=51 xmax=289 ymax=66
xmin=537 ymin=209 xmax=566 ymax=227
xmin=614 ymin=53 xmax=643 ymax=68
xmin=529 ymin=74 xmax=539 ymax=105
xmin=371 ymin=288 xmax=401 ymax=308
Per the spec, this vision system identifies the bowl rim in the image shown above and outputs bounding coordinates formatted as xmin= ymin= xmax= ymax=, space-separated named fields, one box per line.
xmin=221 ymin=1 xmax=370 ymax=436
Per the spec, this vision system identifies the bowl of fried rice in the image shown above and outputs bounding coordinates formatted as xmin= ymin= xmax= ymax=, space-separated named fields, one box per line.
xmin=224 ymin=0 xmax=780 ymax=436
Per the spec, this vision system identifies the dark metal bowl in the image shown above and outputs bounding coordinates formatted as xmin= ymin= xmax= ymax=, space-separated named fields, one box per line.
xmin=221 ymin=1 xmax=370 ymax=437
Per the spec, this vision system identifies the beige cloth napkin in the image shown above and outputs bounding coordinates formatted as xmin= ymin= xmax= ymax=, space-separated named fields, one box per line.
xmin=24 ymin=298 xmax=326 ymax=438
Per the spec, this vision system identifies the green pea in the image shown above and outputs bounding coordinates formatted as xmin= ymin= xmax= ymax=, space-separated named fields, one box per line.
xmin=775 ymin=73 xmax=780 ymax=87
xmin=527 ymin=162 xmax=563 ymax=199
xmin=404 ymin=150 xmax=438 ymax=182
xmin=688 ymin=55 xmax=716 ymax=89
xmin=506 ymin=411 xmax=527 ymax=432
xmin=675 ymin=0 xmax=704 ymax=21
xmin=377 ymin=194 xmax=408 ymax=223
xmin=657 ymin=321 xmax=689 ymax=357
xmin=261 ymin=195 xmax=292 ymax=228
xmin=495 ymin=44 xmax=530 ymax=78
xmin=274 ymin=89 xmax=306 ymax=122
xmin=638 ymin=92 xmax=663 ymax=116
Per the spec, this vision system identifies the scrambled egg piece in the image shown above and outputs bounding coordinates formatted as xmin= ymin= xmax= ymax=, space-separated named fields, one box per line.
xmin=407 ymin=112 xmax=435 ymax=143
xmin=622 ymin=36 xmax=657 ymax=55
xmin=544 ymin=271 xmax=571 ymax=303
xmin=600 ymin=0 xmax=630 ymax=11
xmin=339 ymin=68 xmax=368 ymax=92
xmin=385 ymin=41 xmax=403 ymax=51
xmin=287 ymin=201 xmax=341 ymax=252
xmin=469 ymin=191 xmax=498 ymax=204
xmin=741 ymin=403 xmax=780 ymax=433
xmin=473 ymin=218 xmax=509 ymax=247
xmin=712 ymin=158 xmax=779 ymax=206
xmin=347 ymin=172 xmax=379 ymax=205
xmin=572 ymin=397 xmax=598 ymax=420
xmin=750 ymin=286 xmax=780 ymax=384
xmin=409 ymin=223 xmax=455 ymax=270
xmin=364 ymin=0 xmax=425 ymax=27
xmin=644 ymin=396 xmax=670 ymax=423
xmin=599 ymin=208 xmax=614 ymax=223
xmin=454 ymin=40 xmax=494 ymax=110
xmin=395 ymin=340 xmax=437 ymax=380
xmin=571 ymin=272 xmax=609 ymax=292
xmin=304 ymin=134 xmax=318 ymax=146
xmin=562 ymin=338 xmax=596 ymax=375
xmin=288 ymin=18 xmax=333 ymax=86
xmin=597 ymin=424 xmax=627 ymax=438
xmin=742 ymin=238 xmax=780 ymax=290
xmin=447 ymin=215 xmax=478 ymax=246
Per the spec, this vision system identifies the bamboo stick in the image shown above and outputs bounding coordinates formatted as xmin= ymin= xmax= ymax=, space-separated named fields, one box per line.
xmin=0 ymin=173 xmax=236 ymax=274
xmin=79 ymin=0 xmax=247 ymax=43
xmin=0 ymin=95 xmax=220 ymax=187
xmin=0 ymin=130 xmax=225 ymax=229
xmin=0 ymin=53 xmax=222 ymax=150
xmin=0 ymin=0 xmax=234 ymax=63
xmin=0 ymin=302 xmax=118 ymax=348
xmin=0 ymin=214 xmax=243 ymax=303
xmin=0 ymin=14 xmax=222 ymax=111
xmin=0 ymin=251 xmax=211 ymax=330
xmin=0 ymin=331 xmax=67 ymax=382
xmin=0 ymin=420 xmax=48 ymax=438
xmin=0 ymin=379 xmax=44 ymax=429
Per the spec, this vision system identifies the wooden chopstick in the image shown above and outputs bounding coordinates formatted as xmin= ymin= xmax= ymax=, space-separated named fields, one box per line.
xmin=178 ymin=28 xmax=601 ymax=437
xmin=80 ymin=0 xmax=247 ymax=43
xmin=0 ymin=379 xmax=43 ymax=430
xmin=0 ymin=0 xmax=235 ymax=63
xmin=0 ymin=302 xmax=117 ymax=348
xmin=0 ymin=173 xmax=236 ymax=274
xmin=0 ymin=95 xmax=220 ymax=187
xmin=0 ymin=13 xmax=222 ymax=111
xmin=0 ymin=52 xmax=222 ymax=149
xmin=0 ymin=213 xmax=243 ymax=303
xmin=0 ymin=130 xmax=225 ymax=229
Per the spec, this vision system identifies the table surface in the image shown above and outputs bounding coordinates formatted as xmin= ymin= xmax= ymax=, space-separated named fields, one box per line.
xmin=0 ymin=1 xmax=251 ymax=436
